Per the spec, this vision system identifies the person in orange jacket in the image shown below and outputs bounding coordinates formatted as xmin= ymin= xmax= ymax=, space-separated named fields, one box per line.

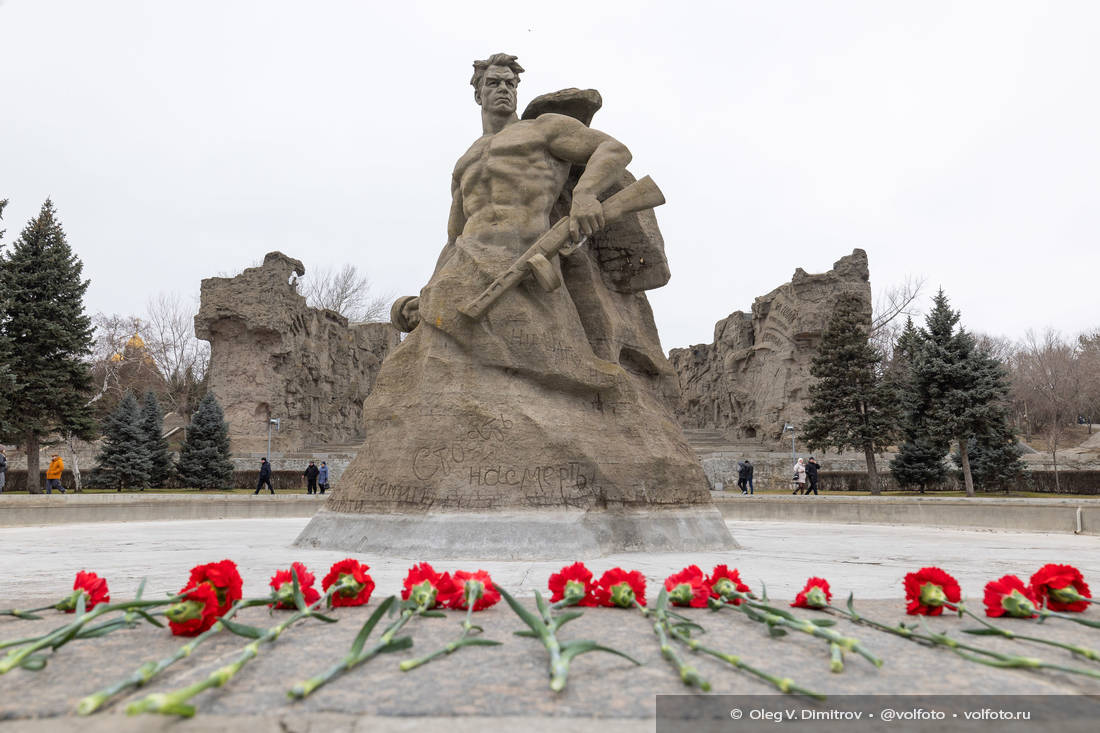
xmin=45 ymin=453 xmax=66 ymax=494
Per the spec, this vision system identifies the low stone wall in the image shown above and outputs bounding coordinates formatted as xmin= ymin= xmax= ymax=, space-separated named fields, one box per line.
xmin=712 ymin=494 xmax=1100 ymax=535
xmin=0 ymin=494 xmax=319 ymax=527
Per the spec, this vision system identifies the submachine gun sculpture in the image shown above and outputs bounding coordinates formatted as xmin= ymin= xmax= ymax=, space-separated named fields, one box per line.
xmin=458 ymin=176 xmax=665 ymax=320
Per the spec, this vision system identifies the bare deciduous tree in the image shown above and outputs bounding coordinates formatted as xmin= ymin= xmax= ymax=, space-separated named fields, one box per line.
xmin=90 ymin=294 xmax=209 ymax=417
xmin=299 ymin=264 xmax=390 ymax=323
xmin=870 ymin=275 xmax=926 ymax=359
xmin=1014 ymin=329 xmax=1082 ymax=490
xmin=1078 ymin=329 xmax=1100 ymax=434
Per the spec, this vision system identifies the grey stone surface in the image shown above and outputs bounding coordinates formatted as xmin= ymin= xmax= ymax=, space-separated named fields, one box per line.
xmin=195 ymin=251 xmax=401 ymax=455
xmin=669 ymin=249 xmax=872 ymax=445
xmin=295 ymin=506 xmax=737 ymax=559
xmin=306 ymin=54 xmax=728 ymax=556
xmin=3 ymin=599 xmax=1099 ymax=729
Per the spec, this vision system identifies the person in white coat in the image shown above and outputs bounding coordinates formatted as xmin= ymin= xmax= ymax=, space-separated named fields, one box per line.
xmin=792 ymin=458 xmax=807 ymax=494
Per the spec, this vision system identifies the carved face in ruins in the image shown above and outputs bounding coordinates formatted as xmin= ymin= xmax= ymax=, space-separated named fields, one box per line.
xmin=476 ymin=65 xmax=518 ymax=116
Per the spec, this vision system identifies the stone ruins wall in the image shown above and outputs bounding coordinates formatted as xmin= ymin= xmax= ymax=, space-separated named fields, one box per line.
xmin=669 ymin=249 xmax=871 ymax=445
xmin=195 ymin=252 xmax=401 ymax=454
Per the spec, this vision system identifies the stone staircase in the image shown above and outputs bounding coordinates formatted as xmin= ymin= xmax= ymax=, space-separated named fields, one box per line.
xmin=681 ymin=429 xmax=765 ymax=458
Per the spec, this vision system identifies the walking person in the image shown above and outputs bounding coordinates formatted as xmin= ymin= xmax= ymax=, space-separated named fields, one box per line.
xmin=736 ymin=460 xmax=749 ymax=494
xmin=46 ymin=453 xmax=66 ymax=494
xmin=0 ymin=448 xmax=7 ymax=493
xmin=254 ymin=457 xmax=274 ymax=495
xmin=303 ymin=461 xmax=319 ymax=495
xmin=318 ymin=461 xmax=329 ymax=494
xmin=745 ymin=459 xmax=754 ymax=495
xmin=805 ymin=456 xmax=820 ymax=496
xmin=792 ymin=457 xmax=807 ymax=495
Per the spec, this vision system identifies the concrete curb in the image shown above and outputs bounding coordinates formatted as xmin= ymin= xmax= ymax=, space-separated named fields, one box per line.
xmin=0 ymin=493 xmax=320 ymax=526
xmin=712 ymin=493 xmax=1100 ymax=534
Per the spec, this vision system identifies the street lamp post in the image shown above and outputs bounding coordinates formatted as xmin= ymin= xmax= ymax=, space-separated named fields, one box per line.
xmin=267 ymin=417 xmax=280 ymax=461
xmin=783 ymin=424 xmax=796 ymax=471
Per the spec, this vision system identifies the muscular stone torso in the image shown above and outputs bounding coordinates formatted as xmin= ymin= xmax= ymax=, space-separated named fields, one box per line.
xmin=454 ymin=119 xmax=570 ymax=253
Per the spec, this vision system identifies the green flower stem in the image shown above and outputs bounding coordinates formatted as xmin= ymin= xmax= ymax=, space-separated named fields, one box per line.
xmin=712 ymin=592 xmax=882 ymax=669
xmin=646 ymin=592 xmax=709 ymax=691
xmin=959 ymin=608 xmax=1100 ymax=662
xmin=288 ymin=596 xmax=417 ymax=699
xmin=0 ymin=596 xmax=174 ymax=675
xmin=496 ymin=584 xmax=639 ymax=693
xmin=399 ymin=589 xmax=501 ymax=672
xmin=643 ymin=596 xmax=823 ymax=698
xmin=829 ymin=596 xmax=1100 ymax=682
xmin=128 ymin=583 xmax=338 ymax=717
xmin=76 ymin=598 xmax=270 ymax=715
xmin=829 ymin=642 xmax=844 ymax=673
xmin=0 ymin=604 xmax=57 ymax=620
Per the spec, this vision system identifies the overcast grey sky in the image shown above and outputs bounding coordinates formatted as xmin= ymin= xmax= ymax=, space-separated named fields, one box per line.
xmin=1 ymin=1 xmax=1097 ymax=351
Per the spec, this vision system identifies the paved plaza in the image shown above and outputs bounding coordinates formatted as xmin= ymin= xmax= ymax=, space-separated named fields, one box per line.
xmin=2 ymin=518 xmax=1098 ymax=606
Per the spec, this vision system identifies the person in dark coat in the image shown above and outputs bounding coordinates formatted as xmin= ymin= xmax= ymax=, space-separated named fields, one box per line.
xmin=736 ymin=460 xmax=749 ymax=494
xmin=318 ymin=462 xmax=329 ymax=494
xmin=805 ymin=456 xmax=820 ymax=496
xmin=745 ymin=460 xmax=754 ymax=494
xmin=303 ymin=461 xmax=320 ymax=494
xmin=254 ymin=457 xmax=274 ymax=495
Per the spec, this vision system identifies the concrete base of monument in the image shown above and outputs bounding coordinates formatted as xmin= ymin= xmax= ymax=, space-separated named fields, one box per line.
xmin=293 ymin=505 xmax=738 ymax=559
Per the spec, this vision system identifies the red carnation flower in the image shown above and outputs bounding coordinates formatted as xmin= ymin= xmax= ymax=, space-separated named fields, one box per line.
xmin=706 ymin=565 xmax=752 ymax=605
xmin=664 ymin=565 xmax=710 ymax=608
xmin=548 ymin=562 xmax=598 ymax=607
xmin=904 ymin=567 xmax=961 ymax=616
xmin=791 ymin=577 xmax=832 ymax=609
xmin=270 ymin=562 xmax=321 ymax=609
xmin=187 ymin=559 xmax=243 ymax=616
xmin=402 ymin=562 xmax=455 ymax=609
xmin=448 ymin=570 xmax=501 ymax=611
xmin=1030 ymin=564 xmax=1092 ymax=613
xmin=594 ymin=567 xmax=647 ymax=608
xmin=984 ymin=575 xmax=1039 ymax=618
xmin=322 ymin=558 xmax=375 ymax=608
xmin=167 ymin=582 xmax=221 ymax=636
xmin=58 ymin=570 xmax=110 ymax=613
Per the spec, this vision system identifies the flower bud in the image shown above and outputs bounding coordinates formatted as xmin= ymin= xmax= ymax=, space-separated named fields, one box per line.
xmin=918 ymin=582 xmax=947 ymax=609
xmin=1049 ymin=585 xmax=1086 ymax=605
xmin=805 ymin=586 xmax=829 ymax=609
xmin=1000 ymin=589 xmax=1037 ymax=618
xmin=165 ymin=600 xmax=205 ymax=623
xmin=409 ymin=579 xmax=438 ymax=608
xmin=669 ymin=583 xmax=695 ymax=606
xmin=609 ymin=582 xmax=635 ymax=608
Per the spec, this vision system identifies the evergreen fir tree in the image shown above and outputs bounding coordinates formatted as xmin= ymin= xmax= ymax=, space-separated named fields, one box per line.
xmin=176 ymin=392 xmax=234 ymax=488
xmin=803 ymin=295 xmax=901 ymax=495
xmin=890 ymin=437 xmax=948 ymax=491
xmin=890 ymin=317 xmax=950 ymax=491
xmin=0 ymin=200 xmax=96 ymax=492
xmin=900 ymin=290 xmax=1014 ymax=496
xmin=140 ymin=391 xmax=173 ymax=487
xmin=951 ymin=421 xmax=1028 ymax=492
xmin=93 ymin=392 xmax=152 ymax=490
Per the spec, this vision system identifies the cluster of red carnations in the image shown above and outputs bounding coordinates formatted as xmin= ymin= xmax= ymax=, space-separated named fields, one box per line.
xmin=55 ymin=560 xmax=1093 ymax=635
xmin=547 ymin=562 xmax=751 ymax=609
xmin=779 ymin=563 xmax=1094 ymax=619
xmin=62 ymin=560 xmax=502 ymax=638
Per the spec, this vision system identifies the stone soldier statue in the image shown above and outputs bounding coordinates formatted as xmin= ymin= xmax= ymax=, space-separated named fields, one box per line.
xmin=297 ymin=53 xmax=733 ymax=557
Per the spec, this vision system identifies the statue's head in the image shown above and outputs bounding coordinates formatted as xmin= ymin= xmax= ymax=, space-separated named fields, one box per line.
xmin=471 ymin=53 xmax=523 ymax=115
